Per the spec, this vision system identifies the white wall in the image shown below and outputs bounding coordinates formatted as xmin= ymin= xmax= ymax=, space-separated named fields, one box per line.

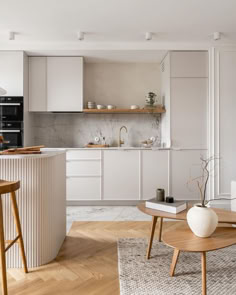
xmin=84 ymin=62 xmax=161 ymax=108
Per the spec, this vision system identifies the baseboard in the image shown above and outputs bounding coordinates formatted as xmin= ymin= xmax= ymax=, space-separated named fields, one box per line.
xmin=208 ymin=200 xmax=231 ymax=210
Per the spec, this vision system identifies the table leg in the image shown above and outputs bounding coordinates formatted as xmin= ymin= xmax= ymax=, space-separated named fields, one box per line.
xmin=146 ymin=216 xmax=158 ymax=259
xmin=158 ymin=217 xmax=163 ymax=242
xmin=201 ymin=252 xmax=207 ymax=295
xmin=170 ymin=249 xmax=180 ymax=276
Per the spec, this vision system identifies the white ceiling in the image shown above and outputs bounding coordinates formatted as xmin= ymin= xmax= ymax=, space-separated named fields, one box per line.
xmin=0 ymin=0 xmax=236 ymax=46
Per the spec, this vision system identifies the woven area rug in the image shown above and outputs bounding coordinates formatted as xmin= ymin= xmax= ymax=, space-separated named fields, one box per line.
xmin=118 ymin=238 xmax=236 ymax=295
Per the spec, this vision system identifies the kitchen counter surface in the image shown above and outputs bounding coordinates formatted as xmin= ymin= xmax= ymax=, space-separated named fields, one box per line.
xmin=42 ymin=147 xmax=171 ymax=151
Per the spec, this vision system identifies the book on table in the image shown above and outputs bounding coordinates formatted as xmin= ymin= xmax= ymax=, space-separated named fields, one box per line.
xmin=145 ymin=198 xmax=187 ymax=214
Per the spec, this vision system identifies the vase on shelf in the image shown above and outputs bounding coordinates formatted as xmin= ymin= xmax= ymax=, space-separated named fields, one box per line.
xmin=187 ymin=204 xmax=218 ymax=238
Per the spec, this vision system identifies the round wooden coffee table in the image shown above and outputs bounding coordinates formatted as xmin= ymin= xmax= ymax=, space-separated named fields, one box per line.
xmin=162 ymin=226 xmax=236 ymax=295
xmin=137 ymin=202 xmax=236 ymax=259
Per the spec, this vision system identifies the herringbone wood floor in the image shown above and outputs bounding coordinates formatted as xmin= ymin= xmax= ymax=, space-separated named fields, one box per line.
xmin=5 ymin=221 xmax=194 ymax=294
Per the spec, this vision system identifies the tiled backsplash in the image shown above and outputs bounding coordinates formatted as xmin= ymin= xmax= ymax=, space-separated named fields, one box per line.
xmin=32 ymin=113 xmax=161 ymax=148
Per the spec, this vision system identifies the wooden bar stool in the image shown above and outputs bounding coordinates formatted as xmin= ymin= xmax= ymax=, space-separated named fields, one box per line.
xmin=0 ymin=180 xmax=28 ymax=295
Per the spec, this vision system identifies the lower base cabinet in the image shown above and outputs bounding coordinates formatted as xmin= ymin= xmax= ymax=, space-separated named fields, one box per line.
xmin=66 ymin=149 xmax=207 ymax=202
xmin=103 ymin=150 xmax=139 ymax=200
xmin=67 ymin=177 xmax=101 ymax=200
xmin=141 ymin=150 xmax=168 ymax=200
xmin=170 ymin=150 xmax=207 ymax=200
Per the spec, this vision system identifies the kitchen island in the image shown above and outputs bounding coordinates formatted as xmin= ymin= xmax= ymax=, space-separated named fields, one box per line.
xmin=0 ymin=151 xmax=66 ymax=268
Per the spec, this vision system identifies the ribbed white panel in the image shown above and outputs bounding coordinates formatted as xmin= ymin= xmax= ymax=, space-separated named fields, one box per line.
xmin=0 ymin=153 xmax=66 ymax=268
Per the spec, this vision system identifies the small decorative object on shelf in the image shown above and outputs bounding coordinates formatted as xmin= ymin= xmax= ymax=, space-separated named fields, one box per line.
xmin=186 ymin=156 xmax=218 ymax=238
xmin=145 ymin=92 xmax=157 ymax=108
xmin=165 ymin=196 xmax=174 ymax=203
xmin=141 ymin=137 xmax=156 ymax=148
xmin=156 ymin=188 xmax=165 ymax=202
xmin=87 ymin=101 xmax=97 ymax=109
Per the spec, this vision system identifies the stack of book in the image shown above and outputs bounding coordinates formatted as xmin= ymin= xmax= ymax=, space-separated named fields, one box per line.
xmin=145 ymin=198 xmax=187 ymax=214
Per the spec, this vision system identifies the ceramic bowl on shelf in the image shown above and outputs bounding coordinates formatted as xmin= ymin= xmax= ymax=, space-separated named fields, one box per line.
xmin=130 ymin=105 xmax=140 ymax=110
xmin=107 ymin=105 xmax=116 ymax=110
xmin=97 ymin=104 xmax=106 ymax=110
xmin=87 ymin=101 xmax=97 ymax=109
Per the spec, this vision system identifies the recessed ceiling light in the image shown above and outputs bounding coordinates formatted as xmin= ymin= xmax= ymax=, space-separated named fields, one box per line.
xmin=9 ymin=32 xmax=15 ymax=40
xmin=213 ymin=32 xmax=221 ymax=41
xmin=145 ymin=32 xmax=152 ymax=41
xmin=77 ymin=31 xmax=84 ymax=41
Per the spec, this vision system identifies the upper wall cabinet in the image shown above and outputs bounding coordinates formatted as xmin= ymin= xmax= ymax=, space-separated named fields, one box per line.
xmin=170 ymin=52 xmax=208 ymax=78
xmin=29 ymin=57 xmax=47 ymax=111
xmin=29 ymin=56 xmax=83 ymax=112
xmin=0 ymin=51 xmax=24 ymax=96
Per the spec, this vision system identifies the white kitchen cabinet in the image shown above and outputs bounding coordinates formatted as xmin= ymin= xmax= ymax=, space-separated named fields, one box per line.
xmin=47 ymin=57 xmax=83 ymax=112
xmin=103 ymin=150 xmax=139 ymax=200
xmin=0 ymin=51 xmax=24 ymax=96
xmin=28 ymin=56 xmax=83 ymax=112
xmin=66 ymin=149 xmax=101 ymax=200
xmin=29 ymin=57 xmax=47 ymax=111
xmin=67 ymin=160 xmax=101 ymax=176
xmin=141 ymin=150 xmax=168 ymax=200
xmin=161 ymin=51 xmax=208 ymax=149
xmin=67 ymin=177 xmax=101 ymax=200
xmin=170 ymin=78 xmax=208 ymax=148
xmin=170 ymin=150 xmax=207 ymax=200
xmin=170 ymin=52 xmax=208 ymax=78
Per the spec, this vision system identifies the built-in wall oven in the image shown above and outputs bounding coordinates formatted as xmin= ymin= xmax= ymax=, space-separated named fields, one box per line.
xmin=0 ymin=97 xmax=24 ymax=149
xmin=0 ymin=97 xmax=23 ymax=121
xmin=0 ymin=122 xmax=23 ymax=148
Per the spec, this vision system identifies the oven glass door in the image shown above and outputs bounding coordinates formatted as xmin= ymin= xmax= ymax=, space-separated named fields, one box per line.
xmin=0 ymin=130 xmax=23 ymax=149
xmin=0 ymin=103 xmax=23 ymax=121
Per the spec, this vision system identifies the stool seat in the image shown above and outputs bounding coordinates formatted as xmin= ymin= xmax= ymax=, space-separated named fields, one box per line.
xmin=0 ymin=180 xmax=20 ymax=195
xmin=0 ymin=179 xmax=28 ymax=295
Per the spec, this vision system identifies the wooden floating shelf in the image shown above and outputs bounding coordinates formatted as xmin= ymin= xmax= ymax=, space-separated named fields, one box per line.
xmin=83 ymin=107 xmax=165 ymax=114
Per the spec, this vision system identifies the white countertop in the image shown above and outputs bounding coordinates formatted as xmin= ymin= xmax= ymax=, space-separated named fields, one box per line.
xmin=42 ymin=147 xmax=171 ymax=151
xmin=0 ymin=150 xmax=66 ymax=159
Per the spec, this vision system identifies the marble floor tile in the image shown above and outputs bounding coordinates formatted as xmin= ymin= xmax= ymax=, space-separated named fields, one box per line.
xmin=66 ymin=206 xmax=151 ymax=232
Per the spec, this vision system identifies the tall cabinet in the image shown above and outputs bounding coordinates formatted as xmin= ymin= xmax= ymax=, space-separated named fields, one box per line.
xmin=161 ymin=51 xmax=209 ymax=200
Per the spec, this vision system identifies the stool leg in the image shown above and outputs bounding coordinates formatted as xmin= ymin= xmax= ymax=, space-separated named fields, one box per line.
xmin=0 ymin=195 xmax=8 ymax=295
xmin=10 ymin=192 xmax=28 ymax=273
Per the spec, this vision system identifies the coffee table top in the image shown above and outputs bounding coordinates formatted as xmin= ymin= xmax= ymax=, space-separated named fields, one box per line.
xmin=162 ymin=226 xmax=236 ymax=252
xmin=137 ymin=202 xmax=236 ymax=224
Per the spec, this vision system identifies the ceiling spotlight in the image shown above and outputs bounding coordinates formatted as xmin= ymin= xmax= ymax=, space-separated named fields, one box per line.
xmin=145 ymin=32 xmax=152 ymax=41
xmin=77 ymin=31 xmax=84 ymax=41
xmin=9 ymin=32 xmax=15 ymax=40
xmin=213 ymin=32 xmax=221 ymax=41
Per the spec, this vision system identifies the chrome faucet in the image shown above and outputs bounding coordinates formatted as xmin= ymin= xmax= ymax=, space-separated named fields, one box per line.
xmin=118 ymin=126 xmax=128 ymax=147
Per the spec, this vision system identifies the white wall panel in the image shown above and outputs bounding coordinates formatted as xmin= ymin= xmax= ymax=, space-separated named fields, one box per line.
xmin=217 ymin=51 xmax=236 ymax=194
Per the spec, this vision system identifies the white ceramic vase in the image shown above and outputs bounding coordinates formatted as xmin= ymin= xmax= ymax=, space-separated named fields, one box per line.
xmin=187 ymin=205 xmax=218 ymax=238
